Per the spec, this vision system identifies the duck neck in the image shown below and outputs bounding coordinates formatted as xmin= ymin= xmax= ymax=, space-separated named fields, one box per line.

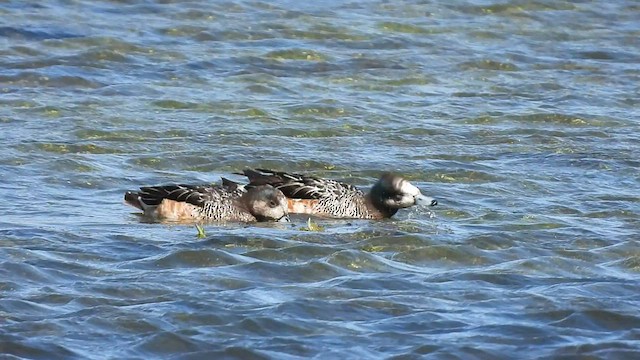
xmin=232 ymin=197 xmax=256 ymax=220
xmin=365 ymin=189 xmax=398 ymax=219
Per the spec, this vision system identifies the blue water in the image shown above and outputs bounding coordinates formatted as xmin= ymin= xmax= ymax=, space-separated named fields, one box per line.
xmin=1 ymin=0 xmax=639 ymax=358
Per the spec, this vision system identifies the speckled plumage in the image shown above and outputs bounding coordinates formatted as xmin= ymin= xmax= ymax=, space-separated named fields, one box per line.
xmin=124 ymin=179 xmax=289 ymax=223
xmin=239 ymin=169 xmax=437 ymax=219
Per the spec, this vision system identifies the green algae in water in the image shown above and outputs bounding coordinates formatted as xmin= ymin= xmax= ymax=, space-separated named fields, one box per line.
xmin=300 ymin=218 xmax=324 ymax=232
xmin=265 ymin=49 xmax=328 ymax=61
xmin=236 ymin=108 xmax=270 ymax=117
xmin=36 ymin=143 xmax=123 ymax=154
xmin=43 ymin=106 xmax=62 ymax=117
xmin=290 ymin=106 xmax=348 ymax=117
xmin=132 ymin=157 xmax=163 ymax=167
xmin=152 ymin=100 xmax=198 ymax=110
xmin=460 ymin=59 xmax=518 ymax=71
xmin=195 ymin=224 xmax=206 ymax=239
xmin=377 ymin=22 xmax=435 ymax=34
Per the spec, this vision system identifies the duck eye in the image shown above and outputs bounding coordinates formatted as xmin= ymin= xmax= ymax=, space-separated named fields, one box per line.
xmin=269 ymin=200 xmax=277 ymax=207
xmin=394 ymin=194 xmax=404 ymax=201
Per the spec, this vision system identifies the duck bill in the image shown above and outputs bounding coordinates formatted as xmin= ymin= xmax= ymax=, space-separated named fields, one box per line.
xmin=415 ymin=194 xmax=438 ymax=207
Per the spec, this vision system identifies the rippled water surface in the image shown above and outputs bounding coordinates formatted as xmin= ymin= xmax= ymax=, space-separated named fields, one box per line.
xmin=2 ymin=0 xmax=640 ymax=358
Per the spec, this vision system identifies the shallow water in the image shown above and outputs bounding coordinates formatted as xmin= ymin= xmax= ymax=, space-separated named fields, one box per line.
xmin=1 ymin=0 xmax=639 ymax=358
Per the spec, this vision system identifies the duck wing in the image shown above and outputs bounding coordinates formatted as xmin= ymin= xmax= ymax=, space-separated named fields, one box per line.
xmin=136 ymin=184 xmax=229 ymax=207
xmin=239 ymin=169 xmax=362 ymax=200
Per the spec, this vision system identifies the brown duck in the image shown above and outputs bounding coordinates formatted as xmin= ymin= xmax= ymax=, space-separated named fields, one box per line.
xmin=124 ymin=178 xmax=289 ymax=223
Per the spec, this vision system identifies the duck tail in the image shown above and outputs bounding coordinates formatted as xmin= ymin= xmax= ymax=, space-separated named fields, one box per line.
xmin=221 ymin=177 xmax=245 ymax=192
xmin=124 ymin=191 xmax=144 ymax=210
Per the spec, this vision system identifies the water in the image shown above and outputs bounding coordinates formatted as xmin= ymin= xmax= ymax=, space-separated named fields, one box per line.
xmin=1 ymin=0 xmax=639 ymax=358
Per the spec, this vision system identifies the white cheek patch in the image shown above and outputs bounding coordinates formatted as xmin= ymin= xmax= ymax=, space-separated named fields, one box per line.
xmin=278 ymin=194 xmax=287 ymax=206
xmin=400 ymin=181 xmax=421 ymax=197
xmin=252 ymin=200 xmax=268 ymax=213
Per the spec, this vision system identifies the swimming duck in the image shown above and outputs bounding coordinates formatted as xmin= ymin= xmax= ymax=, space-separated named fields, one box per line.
xmin=124 ymin=178 xmax=289 ymax=223
xmin=238 ymin=169 xmax=437 ymax=219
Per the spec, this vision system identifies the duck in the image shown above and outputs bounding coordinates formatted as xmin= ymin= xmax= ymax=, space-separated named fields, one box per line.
xmin=124 ymin=178 xmax=289 ymax=223
xmin=237 ymin=169 xmax=437 ymax=219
